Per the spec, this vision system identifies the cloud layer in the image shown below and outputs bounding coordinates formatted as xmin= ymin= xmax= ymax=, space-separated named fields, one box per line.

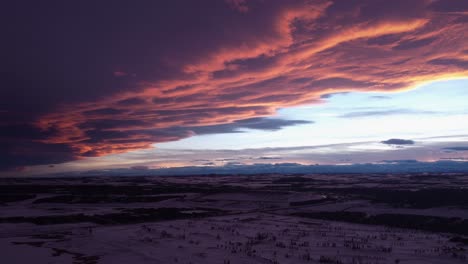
xmin=381 ymin=139 xmax=415 ymax=145
xmin=1 ymin=0 xmax=467 ymax=171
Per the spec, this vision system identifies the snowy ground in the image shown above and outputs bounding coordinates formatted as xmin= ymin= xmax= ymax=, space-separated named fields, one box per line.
xmin=1 ymin=174 xmax=467 ymax=263
xmin=1 ymin=213 xmax=467 ymax=264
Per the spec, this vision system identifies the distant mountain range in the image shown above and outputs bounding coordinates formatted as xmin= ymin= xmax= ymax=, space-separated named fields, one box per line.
xmin=42 ymin=160 xmax=468 ymax=177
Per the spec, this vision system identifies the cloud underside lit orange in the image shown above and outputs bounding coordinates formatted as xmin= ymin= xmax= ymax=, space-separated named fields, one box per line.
xmin=35 ymin=0 xmax=468 ymax=160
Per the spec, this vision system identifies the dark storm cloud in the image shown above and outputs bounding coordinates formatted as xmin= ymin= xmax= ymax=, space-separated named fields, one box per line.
xmin=392 ymin=37 xmax=438 ymax=50
xmin=429 ymin=0 xmax=468 ymax=13
xmin=45 ymin=116 xmax=312 ymax=158
xmin=117 ymin=97 xmax=147 ymax=106
xmin=366 ymin=34 xmax=403 ymax=46
xmin=290 ymin=77 xmax=314 ymax=84
xmin=0 ymin=141 xmax=76 ymax=171
xmin=216 ymin=91 xmax=257 ymax=101
xmin=320 ymin=92 xmax=350 ymax=99
xmin=428 ymin=58 xmax=468 ymax=69
xmin=83 ymin=108 xmax=128 ymax=116
xmin=442 ymin=147 xmax=468 ymax=151
xmin=309 ymin=78 xmax=376 ymax=90
xmin=339 ymin=108 xmax=437 ymax=118
xmin=0 ymin=124 xmax=79 ymax=170
xmin=171 ymin=117 xmax=312 ymax=135
xmin=1 ymin=0 xmax=297 ymax=115
xmin=1 ymin=0 xmax=467 ymax=172
xmin=257 ymin=156 xmax=282 ymax=160
xmin=78 ymin=119 xmax=150 ymax=130
xmin=381 ymin=139 xmax=415 ymax=145
xmin=211 ymin=117 xmax=312 ymax=132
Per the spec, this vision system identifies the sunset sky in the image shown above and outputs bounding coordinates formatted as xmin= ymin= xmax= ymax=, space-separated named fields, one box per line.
xmin=1 ymin=0 xmax=468 ymax=176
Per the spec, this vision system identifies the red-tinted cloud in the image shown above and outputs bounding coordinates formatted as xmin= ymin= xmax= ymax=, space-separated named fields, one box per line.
xmin=1 ymin=0 xmax=467 ymax=171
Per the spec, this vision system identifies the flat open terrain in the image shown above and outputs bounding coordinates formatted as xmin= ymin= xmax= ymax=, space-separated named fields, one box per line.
xmin=1 ymin=173 xmax=467 ymax=263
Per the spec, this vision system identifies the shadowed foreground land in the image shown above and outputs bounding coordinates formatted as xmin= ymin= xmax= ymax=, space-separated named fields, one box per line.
xmin=1 ymin=173 xmax=467 ymax=263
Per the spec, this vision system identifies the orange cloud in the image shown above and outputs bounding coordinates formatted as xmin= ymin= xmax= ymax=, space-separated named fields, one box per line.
xmin=33 ymin=0 xmax=468 ymax=161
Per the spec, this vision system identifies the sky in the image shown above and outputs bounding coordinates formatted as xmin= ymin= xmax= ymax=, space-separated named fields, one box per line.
xmin=1 ymin=0 xmax=468 ymax=176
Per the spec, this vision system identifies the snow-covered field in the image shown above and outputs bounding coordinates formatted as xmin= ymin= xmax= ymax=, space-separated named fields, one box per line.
xmin=1 ymin=174 xmax=467 ymax=263
xmin=1 ymin=213 xmax=466 ymax=264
